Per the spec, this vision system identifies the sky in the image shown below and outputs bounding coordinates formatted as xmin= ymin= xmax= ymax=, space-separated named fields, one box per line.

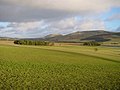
xmin=0 ymin=0 xmax=120 ymax=38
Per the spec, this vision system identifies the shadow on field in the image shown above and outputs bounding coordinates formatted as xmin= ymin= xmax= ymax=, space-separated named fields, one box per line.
xmin=40 ymin=48 xmax=120 ymax=64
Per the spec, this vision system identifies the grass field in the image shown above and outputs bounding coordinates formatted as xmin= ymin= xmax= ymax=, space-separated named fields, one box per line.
xmin=0 ymin=45 xmax=120 ymax=89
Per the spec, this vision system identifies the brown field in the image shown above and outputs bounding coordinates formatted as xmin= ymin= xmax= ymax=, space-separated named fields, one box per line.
xmin=54 ymin=43 xmax=82 ymax=46
xmin=0 ymin=40 xmax=14 ymax=45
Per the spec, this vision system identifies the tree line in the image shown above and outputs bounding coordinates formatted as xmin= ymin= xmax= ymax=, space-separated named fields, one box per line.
xmin=83 ymin=41 xmax=101 ymax=46
xmin=14 ymin=40 xmax=54 ymax=46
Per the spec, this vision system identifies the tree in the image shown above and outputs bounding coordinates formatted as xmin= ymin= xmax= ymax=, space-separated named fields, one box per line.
xmin=83 ymin=41 xmax=101 ymax=46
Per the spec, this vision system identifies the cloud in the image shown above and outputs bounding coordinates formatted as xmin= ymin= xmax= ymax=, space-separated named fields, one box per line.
xmin=78 ymin=19 xmax=106 ymax=30
xmin=0 ymin=26 xmax=4 ymax=29
xmin=50 ymin=18 xmax=77 ymax=30
xmin=0 ymin=17 xmax=106 ymax=38
xmin=106 ymin=13 xmax=120 ymax=21
xmin=116 ymin=26 xmax=120 ymax=32
xmin=0 ymin=21 xmax=46 ymax=38
xmin=0 ymin=0 xmax=120 ymax=37
xmin=7 ymin=21 xmax=45 ymax=31
xmin=43 ymin=17 xmax=106 ymax=35
xmin=0 ymin=0 xmax=120 ymax=22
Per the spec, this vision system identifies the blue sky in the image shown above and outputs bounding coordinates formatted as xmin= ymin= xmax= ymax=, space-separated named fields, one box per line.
xmin=0 ymin=0 xmax=120 ymax=38
xmin=101 ymin=7 xmax=120 ymax=31
xmin=0 ymin=22 xmax=10 ymax=28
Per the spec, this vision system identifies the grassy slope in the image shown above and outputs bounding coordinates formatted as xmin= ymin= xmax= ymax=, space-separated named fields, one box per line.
xmin=0 ymin=45 xmax=120 ymax=89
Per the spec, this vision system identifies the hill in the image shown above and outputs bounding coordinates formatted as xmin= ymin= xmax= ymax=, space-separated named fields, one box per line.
xmin=44 ymin=34 xmax=63 ymax=39
xmin=2 ymin=30 xmax=120 ymax=43
xmin=43 ymin=30 xmax=120 ymax=42
xmin=81 ymin=32 xmax=120 ymax=42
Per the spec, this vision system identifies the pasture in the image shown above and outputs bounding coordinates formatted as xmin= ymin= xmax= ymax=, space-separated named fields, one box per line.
xmin=0 ymin=45 xmax=120 ymax=89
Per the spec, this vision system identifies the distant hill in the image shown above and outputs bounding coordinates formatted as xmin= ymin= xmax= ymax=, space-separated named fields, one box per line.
xmin=43 ymin=30 xmax=120 ymax=42
xmin=44 ymin=34 xmax=63 ymax=39
xmin=0 ymin=37 xmax=17 ymax=41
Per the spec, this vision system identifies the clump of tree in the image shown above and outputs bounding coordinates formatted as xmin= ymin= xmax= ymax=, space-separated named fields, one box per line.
xmin=14 ymin=40 xmax=54 ymax=46
xmin=83 ymin=41 xmax=101 ymax=46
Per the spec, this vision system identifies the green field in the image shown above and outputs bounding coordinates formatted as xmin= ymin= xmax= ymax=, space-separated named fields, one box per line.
xmin=0 ymin=45 xmax=120 ymax=89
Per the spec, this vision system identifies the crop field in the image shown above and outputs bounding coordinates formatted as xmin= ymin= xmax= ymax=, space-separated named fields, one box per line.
xmin=0 ymin=45 xmax=120 ymax=89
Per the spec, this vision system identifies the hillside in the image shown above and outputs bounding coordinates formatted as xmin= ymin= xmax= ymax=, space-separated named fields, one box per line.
xmin=43 ymin=30 xmax=120 ymax=42
xmin=82 ymin=32 xmax=120 ymax=42
xmin=44 ymin=34 xmax=63 ymax=39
